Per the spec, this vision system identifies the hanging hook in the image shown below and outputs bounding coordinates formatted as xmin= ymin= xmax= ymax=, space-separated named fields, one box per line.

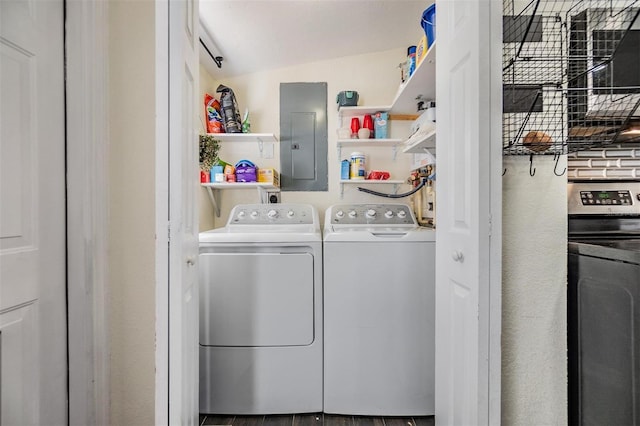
xmin=553 ymin=153 xmax=566 ymax=176
xmin=529 ymin=154 xmax=536 ymax=176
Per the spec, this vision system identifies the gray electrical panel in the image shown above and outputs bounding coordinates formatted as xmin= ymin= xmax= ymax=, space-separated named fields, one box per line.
xmin=280 ymin=82 xmax=328 ymax=191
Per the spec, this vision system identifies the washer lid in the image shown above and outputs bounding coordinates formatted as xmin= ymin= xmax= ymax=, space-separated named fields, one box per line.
xmin=199 ymin=228 xmax=322 ymax=244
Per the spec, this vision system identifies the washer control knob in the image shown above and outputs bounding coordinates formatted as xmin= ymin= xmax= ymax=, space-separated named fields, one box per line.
xmin=385 ymin=210 xmax=394 ymax=218
xmin=366 ymin=209 xmax=377 ymax=218
xmin=335 ymin=210 xmax=345 ymax=219
xmin=397 ymin=210 xmax=407 ymax=219
xmin=267 ymin=209 xmax=278 ymax=219
xmin=250 ymin=211 xmax=259 ymax=219
xmin=348 ymin=210 xmax=357 ymax=219
xmin=287 ymin=210 xmax=295 ymax=218
xmin=237 ymin=211 xmax=246 ymax=219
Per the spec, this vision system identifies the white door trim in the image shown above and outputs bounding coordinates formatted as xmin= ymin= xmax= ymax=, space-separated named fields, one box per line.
xmin=488 ymin=0 xmax=503 ymax=422
xmin=65 ymin=1 xmax=110 ymax=425
xmin=154 ymin=1 xmax=171 ymax=424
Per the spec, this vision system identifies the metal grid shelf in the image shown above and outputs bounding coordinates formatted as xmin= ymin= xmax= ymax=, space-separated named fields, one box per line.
xmin=503 ymin=86 xmax=567 ymax=155
xmin=502 ymin=0 xmax=640 ymax=155
xmin=565 ymin=0 xmax=640 ymax=152
xmin=565 ymin=1 xmax=640 ymax=83
xmin=503 ymin=0 xmax=566 ymax=88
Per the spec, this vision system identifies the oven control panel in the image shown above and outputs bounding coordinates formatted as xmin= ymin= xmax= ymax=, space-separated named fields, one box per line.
xmin=569 ymin=182 xmax=640 ymax=215
xmin=580 ymin=190 xmax=634 ymax=206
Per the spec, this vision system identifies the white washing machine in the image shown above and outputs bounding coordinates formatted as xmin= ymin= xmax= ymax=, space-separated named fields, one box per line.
xmin=199 ymin=203 xmax=323 ymax=414
xmin=323 ymin=203 xmax=435 ymax=416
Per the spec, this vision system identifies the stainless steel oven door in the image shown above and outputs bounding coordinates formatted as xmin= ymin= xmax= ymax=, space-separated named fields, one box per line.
xmin=568 ymin=241 xmax=640 ymax=425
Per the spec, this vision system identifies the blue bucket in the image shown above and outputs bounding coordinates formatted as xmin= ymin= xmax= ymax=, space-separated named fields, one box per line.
xmin=421 ymin=4 xmax=436 ymax=48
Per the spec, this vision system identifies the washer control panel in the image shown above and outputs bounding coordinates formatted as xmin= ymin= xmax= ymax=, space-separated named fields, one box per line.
xmin=229 ymin=204 xmax=315 ymax=225
xmin=329 ymin=204 xmax=416 ymax=226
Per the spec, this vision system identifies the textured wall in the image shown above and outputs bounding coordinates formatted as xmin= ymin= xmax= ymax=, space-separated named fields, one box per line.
xmin=502 ymin=155 xmax=568 ymax=425
xmin=108 ymin=1 xmax=156 ymax=424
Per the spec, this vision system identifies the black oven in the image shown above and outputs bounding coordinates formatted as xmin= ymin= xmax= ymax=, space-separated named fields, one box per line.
xmin=568 ymin=181 xmax=640 ymax=425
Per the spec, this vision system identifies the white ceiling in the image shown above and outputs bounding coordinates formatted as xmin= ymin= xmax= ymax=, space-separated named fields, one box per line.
xmin=199 ymin=0 xmax=433 ymax=79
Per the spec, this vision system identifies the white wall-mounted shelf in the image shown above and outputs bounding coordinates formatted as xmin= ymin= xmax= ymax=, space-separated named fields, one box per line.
xmin=340 ymin=179 xmax=404 ymax=185
xmin=334 ymin=43 xmax=437 ymax=190
xmin=390 ymin=42 xmax=436 ymax=115
xmin=207 ymin=133 xmax=278 ymax=143
xmin=339 ymin=179 xmax=406 ymax=198
xmin=337 ymin=138 xmax=404 ymax=160
xmin=402 ymin=128 xmax=437 ymax=154
xmin=202 ymin=182 xmax=279 ymax=190
xmin=336 ymin=43 xmax=436 ymax=120
xmin=336 ymin=106 xmax=390 ymax=128
xmin=337 ymin=105 xmax=390 ymax=119
xmin=206 ymin=132 xmax=278 ymax=158
xmin=337 ymin=138 xmax=403 ymax=147
xmin=201 ymin=182 xmax=279 ymax=217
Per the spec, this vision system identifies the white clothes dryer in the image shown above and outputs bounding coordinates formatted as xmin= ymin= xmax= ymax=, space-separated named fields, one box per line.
xmin=323 ymin=203 xmax=435 ymax=416
xmin=199 ymin=204 xmax=322 ymax=414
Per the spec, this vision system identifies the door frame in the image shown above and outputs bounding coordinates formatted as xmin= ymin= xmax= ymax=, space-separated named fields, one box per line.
xmin=63 ymin=1 xmax=504 ymax=424
xmin=154 ymin=0 xmax=171 ymax=423
xmin=65 ymin=1 xmax=110 ymax=425
xmin=488 ymin=1 xmax=503 ymax=421
xmin=65 ymin=2 xmax=181 ymax=424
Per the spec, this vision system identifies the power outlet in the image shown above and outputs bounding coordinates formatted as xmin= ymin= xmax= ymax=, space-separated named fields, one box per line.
xmin=267 ymin=191 xmax=281 ymax=203
xmin=261 ymin=190 xmax=281 ymax=204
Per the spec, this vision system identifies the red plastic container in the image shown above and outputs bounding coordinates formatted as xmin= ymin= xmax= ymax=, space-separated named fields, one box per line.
xmin=362 ymin=114 xmax=374 ymax=138
xmin=350 ymin=117 xmax=361 ymax=138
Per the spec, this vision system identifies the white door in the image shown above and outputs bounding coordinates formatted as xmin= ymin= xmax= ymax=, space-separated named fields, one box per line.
xmin=0 ymin=0 xmax=67 ymax=425
xmin=165 ymin=0 xmax=200 ymax=423
xmin=435 ymin=0 xmax=502 ymax=425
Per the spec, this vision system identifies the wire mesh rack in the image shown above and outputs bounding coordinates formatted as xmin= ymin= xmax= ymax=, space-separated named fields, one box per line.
xmin=503 ymin=87 xmax=568 ymax=155
xmin=503 ymin=0 xmax=566 ymax=86
xmin=503 ymin=0 xmax=567 ymax=155
xmin=565 ymin=0 xmax=640 ymax=151
xmin=502 ymin=0 xmax=640 ymax=155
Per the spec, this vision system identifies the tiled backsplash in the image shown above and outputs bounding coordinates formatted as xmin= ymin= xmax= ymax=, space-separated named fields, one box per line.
xmin=568 ymin=145 xmax=640 ymax=180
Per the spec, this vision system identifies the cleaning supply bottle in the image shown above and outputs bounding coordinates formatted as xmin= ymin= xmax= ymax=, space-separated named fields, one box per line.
xmin=349 ymin=152 xmax=366 ymax=180
xmin=241 ymin=108 xmax=251 ymax=133
xmin=407 ymin=45 xmax=417 ymax=78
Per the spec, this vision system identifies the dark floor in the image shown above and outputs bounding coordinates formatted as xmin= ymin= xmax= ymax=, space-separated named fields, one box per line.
xmin=200 ymin=413 xmax=435 ymax=426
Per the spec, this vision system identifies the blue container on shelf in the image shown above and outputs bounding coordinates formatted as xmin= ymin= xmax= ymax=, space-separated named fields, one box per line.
xmin=421 ymin=4 xmax=436 ymax=48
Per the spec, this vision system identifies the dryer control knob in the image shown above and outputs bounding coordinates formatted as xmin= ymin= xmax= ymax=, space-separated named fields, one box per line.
xmin=348 ymin=210 xmax=357 ymax=218
xmin=385 ymin=210 xmax=394 ymax=218
xmin=335 ymin=210 xmax=345 ymax=218
xmin=287 ymin=210 xmax=295 ymax=218
xmin=397 ymin=210 xmax=407 ymax=218
xmin=267 ymin=209 xmax=279 ymax=219
xmin=366 ymin=209 xmax=377 ymax=218
xmin=250 ymin=211 xmax=259 ymax=219
xmin=237 ymin=211 xmax=246 ymax=219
